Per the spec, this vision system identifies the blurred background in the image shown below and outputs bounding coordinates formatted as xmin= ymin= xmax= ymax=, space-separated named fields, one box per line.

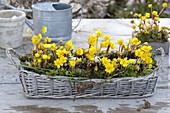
xmin=1 ymin=0 xmax=170 ymax=19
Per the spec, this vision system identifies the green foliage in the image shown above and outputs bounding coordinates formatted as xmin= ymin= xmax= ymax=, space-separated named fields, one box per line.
xmin=105 ymin=0 xmax=170 ymax=18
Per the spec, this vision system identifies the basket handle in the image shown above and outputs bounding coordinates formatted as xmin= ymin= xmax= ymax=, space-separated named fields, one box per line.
xmin=6 ymin=48 xmax=20 ymax=69
xmin=154 ymin=47 xmax=165 ymax=69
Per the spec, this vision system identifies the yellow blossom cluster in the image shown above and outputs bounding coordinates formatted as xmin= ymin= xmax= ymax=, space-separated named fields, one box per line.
xmin=131 ymin=2 xmax=170 ymax=43
xmin=23 ymin=27 xmax=157 ymax=78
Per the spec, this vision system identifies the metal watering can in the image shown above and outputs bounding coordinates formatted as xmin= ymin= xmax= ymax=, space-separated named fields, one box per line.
xmin=26 ymin=2 xmax=76 ymax=42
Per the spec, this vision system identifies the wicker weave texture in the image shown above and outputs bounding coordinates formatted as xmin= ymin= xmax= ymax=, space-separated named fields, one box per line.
xmin=6 ymin=48 xmax=165 ymax=99
xmin=19 ymin=69 xmax=158 ymax=99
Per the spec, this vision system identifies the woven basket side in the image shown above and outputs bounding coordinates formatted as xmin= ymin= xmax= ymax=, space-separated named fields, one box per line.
xmin=19 ymin=71 xmax=38 ymax=96
xmin=19 ymin=69 xmax=158 ymax=98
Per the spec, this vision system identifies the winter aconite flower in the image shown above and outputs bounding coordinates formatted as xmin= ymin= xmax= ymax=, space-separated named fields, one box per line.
xmin=105 ymin=63 xmax=115 ymax=74
xmin=120 ymin=58 xmax=128 ymax=67
xmin=42 ymin=54 xmax=48 ymax=60
xmin=69 ymin=60 xmax=76 ymax=67
xmin=152 ymin=11 xmax=158 ymax=16
xmin=162 ymin=3 xmax=168 ymax=8
xmin=148 ymin=4 xmax=152 ymax=8
xmin=35 ymin=53 xmax=40 ymax=58
xmin=65 ymin=40 xmax=74 ymax=50
xmin=32 ymin=35 xmax=40 ymax=45
xmin=88 ymin=34 xmax=97 ymax=46
xmin=54 ymin=59 xmax=63 ymax=68
xmin=76 ymin=47 xmax=83 ymax=56
xmin=44 ymin=37 xmax=51 ymax=43
xmin=41 ymin=26 xmax=47 ymax=34
xmin=117 ymin=39 xmax=123 ymax=45
xmin=96 ymin=30 xmax=102 ymax=37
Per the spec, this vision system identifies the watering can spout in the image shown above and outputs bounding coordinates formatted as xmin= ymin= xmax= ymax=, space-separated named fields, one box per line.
xmin=25 ymin=18 xmax=34 ymax=30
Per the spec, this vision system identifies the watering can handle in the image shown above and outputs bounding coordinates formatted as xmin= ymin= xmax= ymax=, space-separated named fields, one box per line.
xmin=72 ymin=0 xmax=83 ymax=30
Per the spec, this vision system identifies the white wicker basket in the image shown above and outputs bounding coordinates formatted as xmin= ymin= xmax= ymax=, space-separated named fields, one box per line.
xmin=6 ymin=48 xmax=165 ymax=99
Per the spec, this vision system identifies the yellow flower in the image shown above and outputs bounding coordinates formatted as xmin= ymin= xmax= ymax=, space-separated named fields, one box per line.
xmin=96 ymin=30 xmax=102 ymax=37
xmin=27 ymin=29 xmax=31 ymax=35
xmin=76 ymin=47 xmax=83 ymax=56
xmin=144 ymin=42 xmax=148 ymax=45
xmin=94 ymin=65 xmax=98 ymax=71
xmin=110 ymin=42 xmax=115 ymax=49
xmin=129 ymin=38 xmax=133 ymax=45
xmin=137 ymin=60 xmax=141 ymax=64
xmin=50 ymin=43 xmax=57 ymax=51
xmin=132 ymin=25 xmax=136 ymax=29
xmin=129 ymin=59 xmax=135 ymax=64
xmin=37 ymin=43 xmax=43 ymax=49
xmin=149 ymin=64 xmax=152 ymax=69
xmin=38 ymin=34 xmax=42 ymax=39
xmin=43 ymin=44 xmax=51 ymax=49
xmin=89 ymin=46 xmax=97 ymax=55
xmin=37 ymin=58 xmax=42 ymax=63
xmin=120 ymin=58 xmax=128 ymax=67
xmin=117 ymin=39 xmax=123 ymax=45
xmin=148 ymin=4 xmax=152 ymax=8
xmin=44 ymin=37 xmax=51 ymax=43
xmin=56 ymin=50 xmax=64 ymax=58
xmin=117 ymin=57 xmax=121 ymax=62
xmin=140 ymin=16 xmax=146 ymax=21
xmin=154 ymin=16 xmax=160 ymax=21
xmin=59 ymin=46 xmax=63 ymax=50
xmin=152 ymin=11 xmax=158 ymax=16
xmin=135 ymin=49 xmax=142 ymax=57
xmin=59 ymin=40 xmax=63 ymax=44
xmin=133 ymin=37 xmax=140 ymax=45
xmin=63 ymin=49 xmax=69 ymax=55
xmin=133 ymin=13 xmax=138 ymax=17
xmin=103 ymin=35 xmax=110 ymax=41
xmin=86 ymin=54 xmax=95 ymax=61
xmin=33 ymin=59 xmax=36 ymax=66
xmin=42 ymin=54 xmax=48 ymax=60
xmin=112 ymin=58 xmax=117 ymax=62
xmin=65 ymin=40 xmax=74 ymax=50
xmin=41 ymin=26 xmax=47 ymax=34
xmin=146 ymin=26 xmax=150 ymax=30
xmin=88 ymin=34 xmax=97 ymax=46
xmin=38 ymin=50 xmax=43 ymax=54
xmin=145 ymin=31 xmax=150 ymax=34
xmin=59 ymin=56 xmax=67 ymax=64
xmin=154 ymin=25 xmax=159 ymax=31
xmin=141 ymin=45 xmax=152 ymax=53
xmin=138 ymin=14 xmax=142 ymax=18
xmin=76 ymin=58 xmax=82 ymax=63
xmin=100 ymin=40 xmax=110 ymax=48
xmin=101 ymin=57 xmax=111 ymax=66
xmin=35 ymin=53 xmax=40 ymax=58
xmin=145 ymin=13 xmax=150 ymax=18
xmin=47 ymin=56 xmax=51 ymax=60
xmin=69 ymin=60 xmax=76 ymax=67
xmin=105 ymin=63 xmax=115 ymax=74
xmin=123 ymin=43 xmax=127 ymax=49
xmin=128 ymin=47 xmax=132 ymax=51
xmin=145 ymin=57 xmax=153 ymax=64
xmin=162 ymin=3 xmax=168 ymax=8
xmin=32 ymin=35 xmax=41 ymax=45
xmin=54 ymin=59 xmax=63 ymax=68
